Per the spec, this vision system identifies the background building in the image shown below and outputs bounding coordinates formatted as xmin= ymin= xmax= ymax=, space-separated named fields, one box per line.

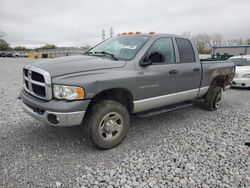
xmin=28 ymin=48 xmax=87 ymax=59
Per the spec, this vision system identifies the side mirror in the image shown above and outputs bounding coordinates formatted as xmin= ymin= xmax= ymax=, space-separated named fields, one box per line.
xmin=140 ymin=54 xmax=152 ymax=66
xmin=140 ymin=52 xmax=165 ymax=66
xmin=140 ymin=51 xmax=166 ymax=66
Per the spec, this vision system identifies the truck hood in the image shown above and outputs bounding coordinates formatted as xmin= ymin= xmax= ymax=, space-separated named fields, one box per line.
xmin=31 ymin=55 xmax=126 ymax=77
xmin=235 ymin=66 xmax=250 ymax=77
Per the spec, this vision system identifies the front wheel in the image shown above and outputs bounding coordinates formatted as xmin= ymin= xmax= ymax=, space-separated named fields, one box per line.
xmin=85 ymin=100 xmax=130 ymax=149
xmin=202 ymin=86 xmax=222 ymax=111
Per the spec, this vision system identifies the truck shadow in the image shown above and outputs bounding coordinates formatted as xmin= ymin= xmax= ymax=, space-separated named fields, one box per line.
xmin=230 ymin=87 xmax=250 ymax=90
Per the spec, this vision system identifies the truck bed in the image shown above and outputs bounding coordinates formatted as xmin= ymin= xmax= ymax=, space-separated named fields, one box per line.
xmin=200 ymin=60 xmax=235 ymax=88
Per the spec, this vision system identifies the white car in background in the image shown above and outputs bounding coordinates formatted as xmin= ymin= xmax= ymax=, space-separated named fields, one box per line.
xmin=13 ymin=51 xmax=28 ymax=58
xmin=229 ymin=55 xmax=250 ymax=88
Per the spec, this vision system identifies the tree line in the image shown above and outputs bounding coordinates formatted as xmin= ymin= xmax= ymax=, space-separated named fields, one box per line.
xmin=0 ymin=31 xmax=91 ymax=51
xmin=1 ymin=30 xmax=249 ymax=54
xmin=0 ymin=39 xmax=91 ymax=52
xmin=183 ymin=32 xmax=250 ymax=54
xmin=0 ymin=37 xmax=59 ymax=51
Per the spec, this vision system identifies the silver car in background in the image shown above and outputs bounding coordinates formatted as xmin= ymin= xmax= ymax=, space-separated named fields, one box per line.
xmin=229 ymin=55 xmax=250 ymax=88
xmin=13 ymin=51 xmax=28 ymax=58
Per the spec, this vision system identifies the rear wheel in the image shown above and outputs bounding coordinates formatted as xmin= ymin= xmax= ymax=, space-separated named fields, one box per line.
xmin=85 ymin=100 xmax=130 ymax=149
xmin=202 ymin=86 xmax=222 ymax=111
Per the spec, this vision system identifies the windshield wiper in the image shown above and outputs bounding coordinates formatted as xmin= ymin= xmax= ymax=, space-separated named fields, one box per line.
xmin=236 ymin=64 xmax=244 ymax=66
xmin=84 ymin=51 xmax=93 ymax=55
xmin=94 ymin=51 xmax=119 ymax=61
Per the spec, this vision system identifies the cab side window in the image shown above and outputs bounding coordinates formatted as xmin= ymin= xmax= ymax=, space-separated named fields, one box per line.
xmin=176 ymin=38 xmax=196 ymax=63
xmin=147 ymin=38 xmax=175 ymax=64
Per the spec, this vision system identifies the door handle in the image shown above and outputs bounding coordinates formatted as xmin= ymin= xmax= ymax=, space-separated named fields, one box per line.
xmin=193 ymin=68 xmax=200 ymax=72
xmin=169 ymin=70 xmax=178 ymax=74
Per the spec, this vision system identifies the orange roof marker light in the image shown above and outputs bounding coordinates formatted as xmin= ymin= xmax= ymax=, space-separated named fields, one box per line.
xmin=128 ymin=32 xmax=134 ymax=35
xmin=122 ymin=32 xmax=127 ymax=35
xmin=149 ymin=31 xmax=156 ymax=34
xmin=135 ymin=31 xmax=142 ymax=34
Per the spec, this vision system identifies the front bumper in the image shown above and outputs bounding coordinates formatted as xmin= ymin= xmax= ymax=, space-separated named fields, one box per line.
xmin=20 ymin=89 xmax=91 ymax=127
xmin=232 ymin=78 xmax=250 ymax=88
xmin=22 ymin=102 xmax=85 ymax=127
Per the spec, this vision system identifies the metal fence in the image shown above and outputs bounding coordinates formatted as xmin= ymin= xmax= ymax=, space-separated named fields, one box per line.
xmin=28 ymin=48 xmax=87 ymax=59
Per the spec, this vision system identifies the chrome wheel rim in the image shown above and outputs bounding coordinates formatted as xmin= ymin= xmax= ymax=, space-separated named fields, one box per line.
xmin=99 ymin=112 xmax=123 ymax=140
xmin=214 ymin=91 xmax=222 ymax=109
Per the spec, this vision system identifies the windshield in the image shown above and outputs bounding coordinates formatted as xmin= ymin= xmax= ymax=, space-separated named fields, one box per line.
xmin=88 ymin=35 xmax=151 ymax=60
xmin=229 ymin=58 xmax=250 ymax=66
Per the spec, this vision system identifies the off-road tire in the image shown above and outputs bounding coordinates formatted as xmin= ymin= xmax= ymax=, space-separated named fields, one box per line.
xmin=202 ymin=86 xmax=222 ymax=111
xmin=84 ymin=100 xmax=130 ymax=149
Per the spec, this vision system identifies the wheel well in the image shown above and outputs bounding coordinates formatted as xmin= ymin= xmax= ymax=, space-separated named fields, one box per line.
xmin=88 ymin=88 xmax=134 ymax=113
xmin=211 ymin=75 xmax=229 ymax=88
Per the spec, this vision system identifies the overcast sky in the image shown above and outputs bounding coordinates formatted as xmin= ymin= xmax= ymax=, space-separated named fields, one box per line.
xmin=0 ymin=0 xmax=250 ymax=47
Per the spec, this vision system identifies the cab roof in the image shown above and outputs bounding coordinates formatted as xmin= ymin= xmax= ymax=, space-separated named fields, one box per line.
xmin=117 ymin=32 xmax=190 ymax=39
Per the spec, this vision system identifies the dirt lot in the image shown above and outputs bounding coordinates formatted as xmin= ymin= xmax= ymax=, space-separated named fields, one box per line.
xmin=0 ymin=58 xmax=249 ymax=187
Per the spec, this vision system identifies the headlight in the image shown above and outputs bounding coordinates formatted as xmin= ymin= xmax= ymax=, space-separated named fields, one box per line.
xmin=53 ymin=85 xmax=85 ymax=100
xmin=242 ymin=74 xmax=250 ymax=78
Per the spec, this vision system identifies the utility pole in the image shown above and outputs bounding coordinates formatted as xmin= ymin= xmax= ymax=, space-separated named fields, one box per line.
xmin=102 ymin=29 xmax=105 ymax=41
xmin=110 ymin=27 xmax=114 ymax=38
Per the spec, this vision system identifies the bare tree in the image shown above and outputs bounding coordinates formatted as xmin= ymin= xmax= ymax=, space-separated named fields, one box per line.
xmin=0 ymin=39 xmax=10 ymax=50
xmin=209 ymin=33 xmax=223 ymax=48
xmin=191 ymin=32 xmax=224 ymax=54
xmin=226 ymin=38 xmax=244 ymax=45
xmin=245 ymin=39 xmax=250 ymax=45
xmin=193 ymin=33 xmax=211 ymax=54
xmin=182 ymin=31 xmax=191 ymax=37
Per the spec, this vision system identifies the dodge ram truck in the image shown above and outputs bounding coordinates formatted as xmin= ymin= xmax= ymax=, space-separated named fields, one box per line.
xmin=20 ymin=33 xmax=235 ymax=149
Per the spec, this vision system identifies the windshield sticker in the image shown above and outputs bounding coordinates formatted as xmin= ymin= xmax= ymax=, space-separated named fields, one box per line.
xmin=123 ymin=45 xmax=137 ymax=50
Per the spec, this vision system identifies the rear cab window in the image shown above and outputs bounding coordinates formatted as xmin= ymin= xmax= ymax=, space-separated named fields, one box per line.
xmin=176 ymin=38 xmax=196 ymax=63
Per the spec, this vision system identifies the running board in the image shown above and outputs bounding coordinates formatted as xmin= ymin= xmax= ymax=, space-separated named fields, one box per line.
xmin=135 ymin=102 xmax=193 ymax=118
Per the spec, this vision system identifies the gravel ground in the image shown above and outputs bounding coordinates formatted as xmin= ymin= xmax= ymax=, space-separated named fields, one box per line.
xmin=0 ymin=58 xmax=249 ymax=188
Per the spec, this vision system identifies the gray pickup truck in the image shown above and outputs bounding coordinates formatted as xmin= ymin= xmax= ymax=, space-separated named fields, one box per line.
xmin=21 ymin=33 xmax=235 ymax=149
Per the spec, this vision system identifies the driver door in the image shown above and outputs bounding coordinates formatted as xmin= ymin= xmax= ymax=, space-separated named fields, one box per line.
xmin=135 ymin=38 xmax=180 ymax=112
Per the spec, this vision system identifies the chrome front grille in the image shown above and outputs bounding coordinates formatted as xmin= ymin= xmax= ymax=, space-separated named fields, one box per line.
xmin=23 ymin=66 xmax=52 ymax=100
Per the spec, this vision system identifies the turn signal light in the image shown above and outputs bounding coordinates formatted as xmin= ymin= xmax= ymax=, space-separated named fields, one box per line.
xmin=75 ymin=87 xmax=85 ymax=99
